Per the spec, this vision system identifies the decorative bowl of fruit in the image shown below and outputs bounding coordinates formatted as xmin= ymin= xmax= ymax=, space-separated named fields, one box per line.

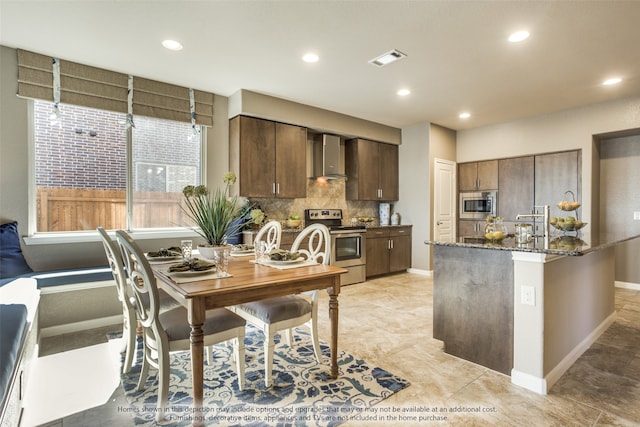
xmin=550 ymin=216 xmax=588 ymax=232
xmin=285 ymin=215 xmax=302 ymax=228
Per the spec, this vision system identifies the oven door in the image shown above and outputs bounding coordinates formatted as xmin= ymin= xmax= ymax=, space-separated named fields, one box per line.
xmin=331 ymin=232 xmax=365 ymax=267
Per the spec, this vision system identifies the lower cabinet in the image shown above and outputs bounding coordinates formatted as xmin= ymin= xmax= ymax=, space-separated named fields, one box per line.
xmin=458 ymin=220 xmax=485 ymax=237
xmin=366 ymin=226 xmax=412 ymax=277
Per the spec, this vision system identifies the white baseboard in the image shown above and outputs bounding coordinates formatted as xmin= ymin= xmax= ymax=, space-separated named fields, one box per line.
xmin=39 ymin=314 xmax=123 ymax=338
xmin=511 ymin=311 xmax=616 ymax=395
xmin=544 ymin=311 xmax=616 ymax=391
xmin=511 ymin=369 xmax=548 ymax=395
xmin=407 ymin=268 xmax=432 ymax=276
xmin=615 ymin=281 xmax=640 ymax=291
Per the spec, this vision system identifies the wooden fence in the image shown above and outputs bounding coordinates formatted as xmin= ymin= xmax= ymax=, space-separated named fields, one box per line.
xmin=37 ymin=188 xmax=189 ymax=232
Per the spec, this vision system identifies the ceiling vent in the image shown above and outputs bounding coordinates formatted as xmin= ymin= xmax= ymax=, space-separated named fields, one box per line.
xmin=368 ymin=49 xmax=407 ymax=67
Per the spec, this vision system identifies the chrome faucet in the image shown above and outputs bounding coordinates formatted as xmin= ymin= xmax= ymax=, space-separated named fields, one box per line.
xmin=516 ymin=205 xmax=551 ymax=243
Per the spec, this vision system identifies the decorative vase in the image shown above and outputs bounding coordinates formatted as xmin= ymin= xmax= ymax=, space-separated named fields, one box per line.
xmin=197 ymin=244 xmax=230 ymax=260
xmin=484 ymin=217 xmax=507 ymax=242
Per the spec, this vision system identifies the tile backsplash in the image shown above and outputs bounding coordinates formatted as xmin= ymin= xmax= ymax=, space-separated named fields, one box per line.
xmin=248 ymin=179 xmax=381 ymax=225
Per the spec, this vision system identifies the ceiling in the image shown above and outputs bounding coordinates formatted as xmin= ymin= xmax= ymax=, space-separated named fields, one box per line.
xmin=1 ymin=1 xmax=639 ymax=131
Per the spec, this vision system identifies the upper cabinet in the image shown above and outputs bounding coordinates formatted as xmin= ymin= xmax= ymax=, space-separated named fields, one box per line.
xmin=498 ymin=156 xmax=534 ymax=222
xmin=534 ymin=150 xmax=581 ymax=212
xmin=229 ymin=115 xmax=307 ymax=198
xmin=345 ymin=138 xmax=399 ymax=201
xmin=459 ymin=160 xmax=499 ymax=191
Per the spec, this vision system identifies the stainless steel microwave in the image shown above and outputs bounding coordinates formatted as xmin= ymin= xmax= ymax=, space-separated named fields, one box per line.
xmin=459 ymin=191 xmax=497 ymax=219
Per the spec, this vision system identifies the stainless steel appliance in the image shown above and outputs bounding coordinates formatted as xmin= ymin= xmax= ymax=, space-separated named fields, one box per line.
xmin=459 ymin=191 xmax=497 ymax=219
xmin=304 ymin=209 xmax=366 ymax=285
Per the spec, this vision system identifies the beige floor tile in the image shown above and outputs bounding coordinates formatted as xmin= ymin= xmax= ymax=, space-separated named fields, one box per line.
xmin=38 ymin=272 xmax=640 ymax=426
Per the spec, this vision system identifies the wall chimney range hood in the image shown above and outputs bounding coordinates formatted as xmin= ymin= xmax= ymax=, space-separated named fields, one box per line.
xmin=313 ymin=134 xmax=346 ymax=179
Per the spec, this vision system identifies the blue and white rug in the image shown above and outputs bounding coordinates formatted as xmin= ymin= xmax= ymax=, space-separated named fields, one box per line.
xmin=119 ymin=326 xmax=409 ymax=426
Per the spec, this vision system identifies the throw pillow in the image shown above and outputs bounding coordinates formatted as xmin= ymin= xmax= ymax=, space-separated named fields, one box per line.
xmin=0 ymin=222 xmax=33 ymax=279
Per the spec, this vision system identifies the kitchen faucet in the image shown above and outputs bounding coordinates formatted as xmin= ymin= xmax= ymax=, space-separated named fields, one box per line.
xmin=516 ymin=205 xmax=551 ymax=245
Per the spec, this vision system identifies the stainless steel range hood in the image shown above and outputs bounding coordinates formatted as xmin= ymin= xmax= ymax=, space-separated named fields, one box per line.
xmin=313 ymin=134 xmax=346 ymax=179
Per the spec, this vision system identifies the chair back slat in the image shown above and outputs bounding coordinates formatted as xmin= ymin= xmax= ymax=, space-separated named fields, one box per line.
xmin=97 ymin=227 xmax=129 ymax=304
xmin=254 ymin=220 xmax=282 ymax=252
xmin=291 ymin=223 xmax=331 ymax=265
xmin=115 ymin=230 xmax=161 ymax=330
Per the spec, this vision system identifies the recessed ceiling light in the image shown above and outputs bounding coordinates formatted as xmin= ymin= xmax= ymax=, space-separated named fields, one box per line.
xmin=602 ymin=77 xmax=622 ymax=86
xmin=397 ymin=89 xmax=411 ymax=96
xmin=162 ymin=39 xmax=183 ymax=51
xmin=508 ymin=31 xmax=530 ymax=43
xmin=459 ymin=112 xmax=471 ymax=119
xmin=369 ymin=49 xmax=407 ymax=67
xmin=302 ymin=53 xmax=319 ymax=63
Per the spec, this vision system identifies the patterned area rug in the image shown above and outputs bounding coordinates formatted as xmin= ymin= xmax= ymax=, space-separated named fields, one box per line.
xmin=119 ymin=326 xmax=410 ymax=426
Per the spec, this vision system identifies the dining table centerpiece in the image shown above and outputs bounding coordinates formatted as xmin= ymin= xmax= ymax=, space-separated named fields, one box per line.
xmin=181 ymin=172 xmax=245 ymax=259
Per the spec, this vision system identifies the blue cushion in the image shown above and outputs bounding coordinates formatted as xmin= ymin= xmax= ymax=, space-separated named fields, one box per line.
xmin=30 ymin=266 xmax=113 ymax=288
xmin=0 ymin=304 xmax=28 ymax=404
xmin=0 ymin=222 xmax=33 ymax=279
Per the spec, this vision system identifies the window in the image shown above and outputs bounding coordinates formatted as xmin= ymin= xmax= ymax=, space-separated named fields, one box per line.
xmin=34 ymin=100 xmax=203 ymax=232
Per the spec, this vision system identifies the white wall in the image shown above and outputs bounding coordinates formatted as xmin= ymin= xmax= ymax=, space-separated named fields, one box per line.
xmin=396 ymin=124 xmax=431 ymax=271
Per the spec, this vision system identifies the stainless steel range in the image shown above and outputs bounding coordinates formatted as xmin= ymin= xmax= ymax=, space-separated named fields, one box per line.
xmin=304 ymin=209 xmax=366 ymax=286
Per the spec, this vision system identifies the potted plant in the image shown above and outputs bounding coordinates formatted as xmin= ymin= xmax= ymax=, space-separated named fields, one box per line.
xmin=181 ymin=172 xmax=245 ymax=259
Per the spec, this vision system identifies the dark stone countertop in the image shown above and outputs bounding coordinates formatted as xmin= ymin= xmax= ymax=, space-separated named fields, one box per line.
xmin=425 ymin=232 xmax=640 ymax=256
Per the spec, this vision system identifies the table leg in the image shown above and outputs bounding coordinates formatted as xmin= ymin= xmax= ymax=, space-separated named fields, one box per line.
xmin=188 ymin=298 xmax=205 ymax=427
xmin=328 ymin=278 xmax=340 ymax=379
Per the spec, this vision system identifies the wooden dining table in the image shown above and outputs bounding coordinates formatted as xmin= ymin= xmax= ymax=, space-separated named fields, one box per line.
xmin=151 ymin=254 xmax=347 ymax=427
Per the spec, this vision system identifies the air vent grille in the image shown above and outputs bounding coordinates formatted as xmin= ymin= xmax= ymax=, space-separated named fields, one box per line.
xmin=368 ymin=49 xmax=407 ymax=67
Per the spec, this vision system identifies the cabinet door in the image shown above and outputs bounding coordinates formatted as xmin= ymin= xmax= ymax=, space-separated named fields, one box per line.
xmin=346 ymin=139 xmax=380 ymax=200
xmin=360 ymin=139 xmax=381 ymax=200
xmin=389 ymin=227 xmax=411 ymax=272
xmin=379 ymin=143 xmax=399 ymax=201
xmin=535 ymin=150 xmax=580 ymax=217
xmin=366 ymin=228 xmax=390 ymax=277
xmin=459 ymin=162 xmax=479 ymax=191
xmin=237 ymin=116 xmax=276 ymax=197
xmin=498 ymin=156 xmax=534 ymax=222
xmin=275 ymin=123 xmax=307 ymax=198
xmin=458 ymin=220 xmax=482 ymax=237
xmin=477 ymin=160 xmax=498 ymax=190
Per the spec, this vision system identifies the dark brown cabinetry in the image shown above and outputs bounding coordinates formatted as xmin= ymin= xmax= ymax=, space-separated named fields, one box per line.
xmin=365 ymin=226 xmax=412 ymax=277
xmin=498 ymin=156 xmax=534 ymax=223
xmin=534 ymin=151 xmax=580 ymax=210
xmin=458 ymin=220 xmax=485 ymax=237
xmin=459 ymin=160 xmax=498 ymax=191
xmin=457 ymin=150 xmax=580 ymax=237
xmin=346 ymin=139 xmax=399 ymax=201
xmin=229 ymin=115 xmax=306 ymax=198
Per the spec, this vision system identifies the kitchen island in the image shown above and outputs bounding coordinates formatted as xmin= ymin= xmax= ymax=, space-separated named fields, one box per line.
xmin=425 ymin=232 xmax=640 ymax=395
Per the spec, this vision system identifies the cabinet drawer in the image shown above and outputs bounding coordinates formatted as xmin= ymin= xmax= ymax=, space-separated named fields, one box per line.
xmin=390 ymin=226 xmax=412 ymax=237
xmin=366 ymin=228 xmax=390 ymax=238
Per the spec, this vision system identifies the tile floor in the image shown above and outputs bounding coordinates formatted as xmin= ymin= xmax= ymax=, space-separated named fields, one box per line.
xmin=32 ymin=272 xmax=640 ymax=426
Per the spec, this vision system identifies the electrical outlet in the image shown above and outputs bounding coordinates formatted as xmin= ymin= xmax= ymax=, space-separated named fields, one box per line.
xmin=634 ymin=211 xmax=640 ymax=221
xmin=521 ymin=285 xmax=536 ymax=306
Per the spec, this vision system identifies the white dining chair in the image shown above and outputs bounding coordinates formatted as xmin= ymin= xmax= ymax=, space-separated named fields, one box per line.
xmin=234 ymin=223 xmax=330 ymax=386
xmin=253 ymin=220 xmax=282 ymax=253
xmin=115 ymin=230 xmax=246 ymax=421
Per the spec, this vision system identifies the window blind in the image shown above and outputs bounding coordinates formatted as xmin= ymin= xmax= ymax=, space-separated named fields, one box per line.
xmin=133 ymin=77 xmax=214 ymax=126
xmin=17 ymin=49 xmax=214 ymax=126
xmin=17 ymin=49 xmax=128 ymax=113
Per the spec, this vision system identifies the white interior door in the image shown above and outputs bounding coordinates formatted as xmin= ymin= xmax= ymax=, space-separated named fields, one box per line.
xmin=434 ymin=158 xmax=456 ymax=242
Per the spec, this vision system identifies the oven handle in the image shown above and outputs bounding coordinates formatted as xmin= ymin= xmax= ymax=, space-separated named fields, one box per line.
xmin=330 ymin=232 xmax=366 ymax=238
